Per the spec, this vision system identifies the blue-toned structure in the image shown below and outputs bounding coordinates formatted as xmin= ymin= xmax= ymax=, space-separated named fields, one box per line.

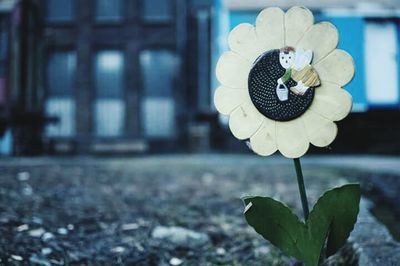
xmin=215 ymin=9 xmax=399 ymax=110
xmin=212 ymin=1 xmax=400 ymax=153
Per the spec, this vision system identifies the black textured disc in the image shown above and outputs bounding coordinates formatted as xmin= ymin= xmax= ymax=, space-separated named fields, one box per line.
xmin=248 ymin=49 xmax=314 ymax=121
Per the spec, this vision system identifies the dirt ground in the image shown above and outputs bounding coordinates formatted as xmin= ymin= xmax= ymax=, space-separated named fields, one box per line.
xmin=0 ymin=155 xmax=394 ymax=265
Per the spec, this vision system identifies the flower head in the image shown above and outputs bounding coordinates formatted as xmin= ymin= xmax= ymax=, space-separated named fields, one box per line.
xmin=214 ymin=6 xmax=354 ymax=158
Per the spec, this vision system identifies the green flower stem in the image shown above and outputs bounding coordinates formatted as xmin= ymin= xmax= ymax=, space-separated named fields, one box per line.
xmin=293 ymin=158 xmax=310 ymax=220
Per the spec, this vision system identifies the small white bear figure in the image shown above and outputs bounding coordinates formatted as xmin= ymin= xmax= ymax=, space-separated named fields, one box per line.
xmin=276 ymin=47 xmax=295 ymax=101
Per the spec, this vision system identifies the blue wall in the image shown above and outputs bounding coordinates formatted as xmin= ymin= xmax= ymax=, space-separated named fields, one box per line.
xmin=227 ymin=11 xmax=368 ymax=111
xmin=320 ymin=16 xmax=367 ymax=111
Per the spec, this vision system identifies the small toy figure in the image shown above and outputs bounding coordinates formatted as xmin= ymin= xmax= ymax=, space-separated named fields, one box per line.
xmin=276 ymin=46 xmax=320 ymax=101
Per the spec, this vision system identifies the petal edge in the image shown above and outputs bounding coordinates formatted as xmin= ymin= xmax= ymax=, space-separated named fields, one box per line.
xmin=256 ymin=7 xmax=285 ymax=50
xmin=214 ymin=86 xmax=249 ymax=115
xmin=302 ymin=110 xmax=338 ymax=147
xmin=276 ymin=119 xmax=309 ymax=158
xmin=285 ymin=6 xmax=314 ymax=47
xmin=297 ymin=22 xmax=338 ymax=63
xmin=228 ymin=23 xmax=264 ymax=62
xmin=216 ymin=51 xmax=252 ymax=88
xmin=250 ymin=118 xmax=277 ymax=156
xmin=229 ymin=101 xmax=264 ymax=140
xmin=314 ymin=49 xmax=355 ymax=86
xmin=311 ymin=84 xmax=353 ymax=121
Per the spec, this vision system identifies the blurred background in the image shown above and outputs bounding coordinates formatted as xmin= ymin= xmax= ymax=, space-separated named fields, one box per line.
xmin=1 ymin=1 xmax=400 ymax=265
xmin=0 ymin=0 xmax=399 ymax=156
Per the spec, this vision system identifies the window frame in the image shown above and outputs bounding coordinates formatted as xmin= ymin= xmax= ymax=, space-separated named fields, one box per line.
xmin=94 ymin=0 xmax=124 ymax=24
xmin=45 ymin=49 xmax=77 ymax=98
xmin=138 ymin=47 xmax=178 ymax=139
xmin=45 ymin=0 xmax=76 ymax=25
xmin=44 ymin=49 xmax=77 ymax=139
xmin=140 ymin=0 xmax=175 ymax=25
xmin=92 ymin=48 xmax=127 ymax=138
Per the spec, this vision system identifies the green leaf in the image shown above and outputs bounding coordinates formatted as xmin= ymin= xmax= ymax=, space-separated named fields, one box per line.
xmin=309 ymin=184 xmax=361 ymax=256
xmin=243 ymin=184 xmax=361 ymax=266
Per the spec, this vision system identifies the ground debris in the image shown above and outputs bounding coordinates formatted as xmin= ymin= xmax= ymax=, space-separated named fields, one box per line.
xmin=151 ymin=226 xmax=210 ymax=248
xmin=29 ymin=254 xmax=51 ymax=266
xmin=121 ymin=222 xmax=140 ymax=231
xmin=169 ymin=257 xmax=183 ymax=265
xmin=57 ymin=227 xmax=68 ymax=235
xmin=11 ymin=254 xmax=23 ymax=261
xmin=28 ymin=228 xmax=45 ymax=238
xmin=17 ymin=171 xmax=30 ymax=181
xmin=0 ymin=156 xmax=371 ymax=265
xmin=16 ymin=224 xmax=29 ymax=232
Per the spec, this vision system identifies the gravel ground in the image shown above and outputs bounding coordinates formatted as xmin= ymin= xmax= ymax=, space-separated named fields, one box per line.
xmin=0 ymin=155 xmax=394 ymax=265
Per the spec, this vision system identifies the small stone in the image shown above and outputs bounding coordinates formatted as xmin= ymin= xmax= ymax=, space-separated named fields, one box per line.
xmin=67 ymin=224 xmax=74 ymax=230
xmin=0 ymin=217 xmax=9 ymax=223
xmin=216 ymin=247 xmax=226 ymax=256
xmin=49 ymin=259 xmax=64 ymax=265
xmin=134 ymin=242 xmax=144 ymax=252
xmin=201 ymin=172 xmax=215 ymax=184
xmin=137 ymin=218 xmax=149 ymax=227
xmin=254 ymin=246 xmax=271 ymax=258
xmin=151 ymin=226 xmax=210 ymax=248
xmin=17 ymin=224 xmax=29 ymax=232
xmin=121 ymin=223 xmax=139 ymax=231
xmin=17 ymin=171 xmax=30 ymax=181
xmin=42 ymin=232 xmax=55 ymax=241
xmin=121 ymin=236 xmax=135 ymax=244
xmin=41 ymin=248 xmax=52 ymax=256
xmin=29 ymin=228 xmax=45 ymax=238
xmin=11 ymin=255 xmax=23 ymax=261
xmin=110 ymin=246 xmax=125 ymax=253
xmin=22 ymin=183 xmax=33 ymax=196
xmin=29 ymin=255 xmax=51 ymax=266
xmin=169 ymin=257 xmax=183 ymax=266
xmin=57 ymin=228 xmax=68 ymax=235
xmin=32 ymin=217 xmax=43 ymax=224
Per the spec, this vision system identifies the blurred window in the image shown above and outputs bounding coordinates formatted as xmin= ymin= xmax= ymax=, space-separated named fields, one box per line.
xmin=140 ymin=50 xmax=176 ymax=97
xmin=94 ymin=51 xmax=125 ymax=137
xmin=47 ymin=0 xmax=74 ymax=21
xmin=47 ymin=52 xmax=76 ymax=97
xmin=142 ymin=0 xmax=172 ymax=22
xmin=96 ymin=0 xmax=122 ymax=22
xmin=140 ymin=50 xmax=176 ymax=138
xmin=94 ymin=51 xmax=124 ymax=99
xmin=365 ymin=21 xmax=399 ymax=105
xmin=0 ymin=18 xmax=8 ymax=76
xmin=46 ymin=51 xmax=76 ymax=137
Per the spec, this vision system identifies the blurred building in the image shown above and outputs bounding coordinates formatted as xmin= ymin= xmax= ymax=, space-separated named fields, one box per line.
xmin=0 ymin=0 xmax=44 ymax=155
xmin=1 ymin=0 xmax=216 ymax=155
xmin=1 ymin=0 xmax=400 ymax=155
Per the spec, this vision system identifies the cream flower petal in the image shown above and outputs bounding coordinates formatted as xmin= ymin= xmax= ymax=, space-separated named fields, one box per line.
xmin=255 ymin=7 xmax=285 ymax=50
xmin=314 ymin=49 xmax=355 ymax=86
xmin=214 ymin=7 xmax=354 ymax=158
xmin=276 ymin=119 xmax=309 ymax=158
xmin=310 ymin=84 xmax=353 ymax=121
xmin=284 ymin=6 xmax=314 ymax=47
xmin=250 ymin=118 xmax=277 ymax=156
xmin=214 ymin=86 xmax=250 ymax=115
xmin=302 ymin=110 xmax=338 ymax=147
xmin=228 ymin=23 xmax=265 ymax=62
xmin=216 ymin=51 xmax=252 ymax=88
xmin=296 ymin=22 xmax=338 ymax=63
xmin=229 ymin=101 xmax=264 ymax=140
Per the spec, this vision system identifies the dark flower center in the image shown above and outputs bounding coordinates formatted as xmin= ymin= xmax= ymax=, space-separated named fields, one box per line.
xmin=248 ymin=49 xmax=315 ymax=122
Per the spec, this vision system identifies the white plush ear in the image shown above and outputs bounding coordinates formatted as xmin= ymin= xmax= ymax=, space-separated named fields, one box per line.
xmin=294 ymin=48 xmax=313 ymax=70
